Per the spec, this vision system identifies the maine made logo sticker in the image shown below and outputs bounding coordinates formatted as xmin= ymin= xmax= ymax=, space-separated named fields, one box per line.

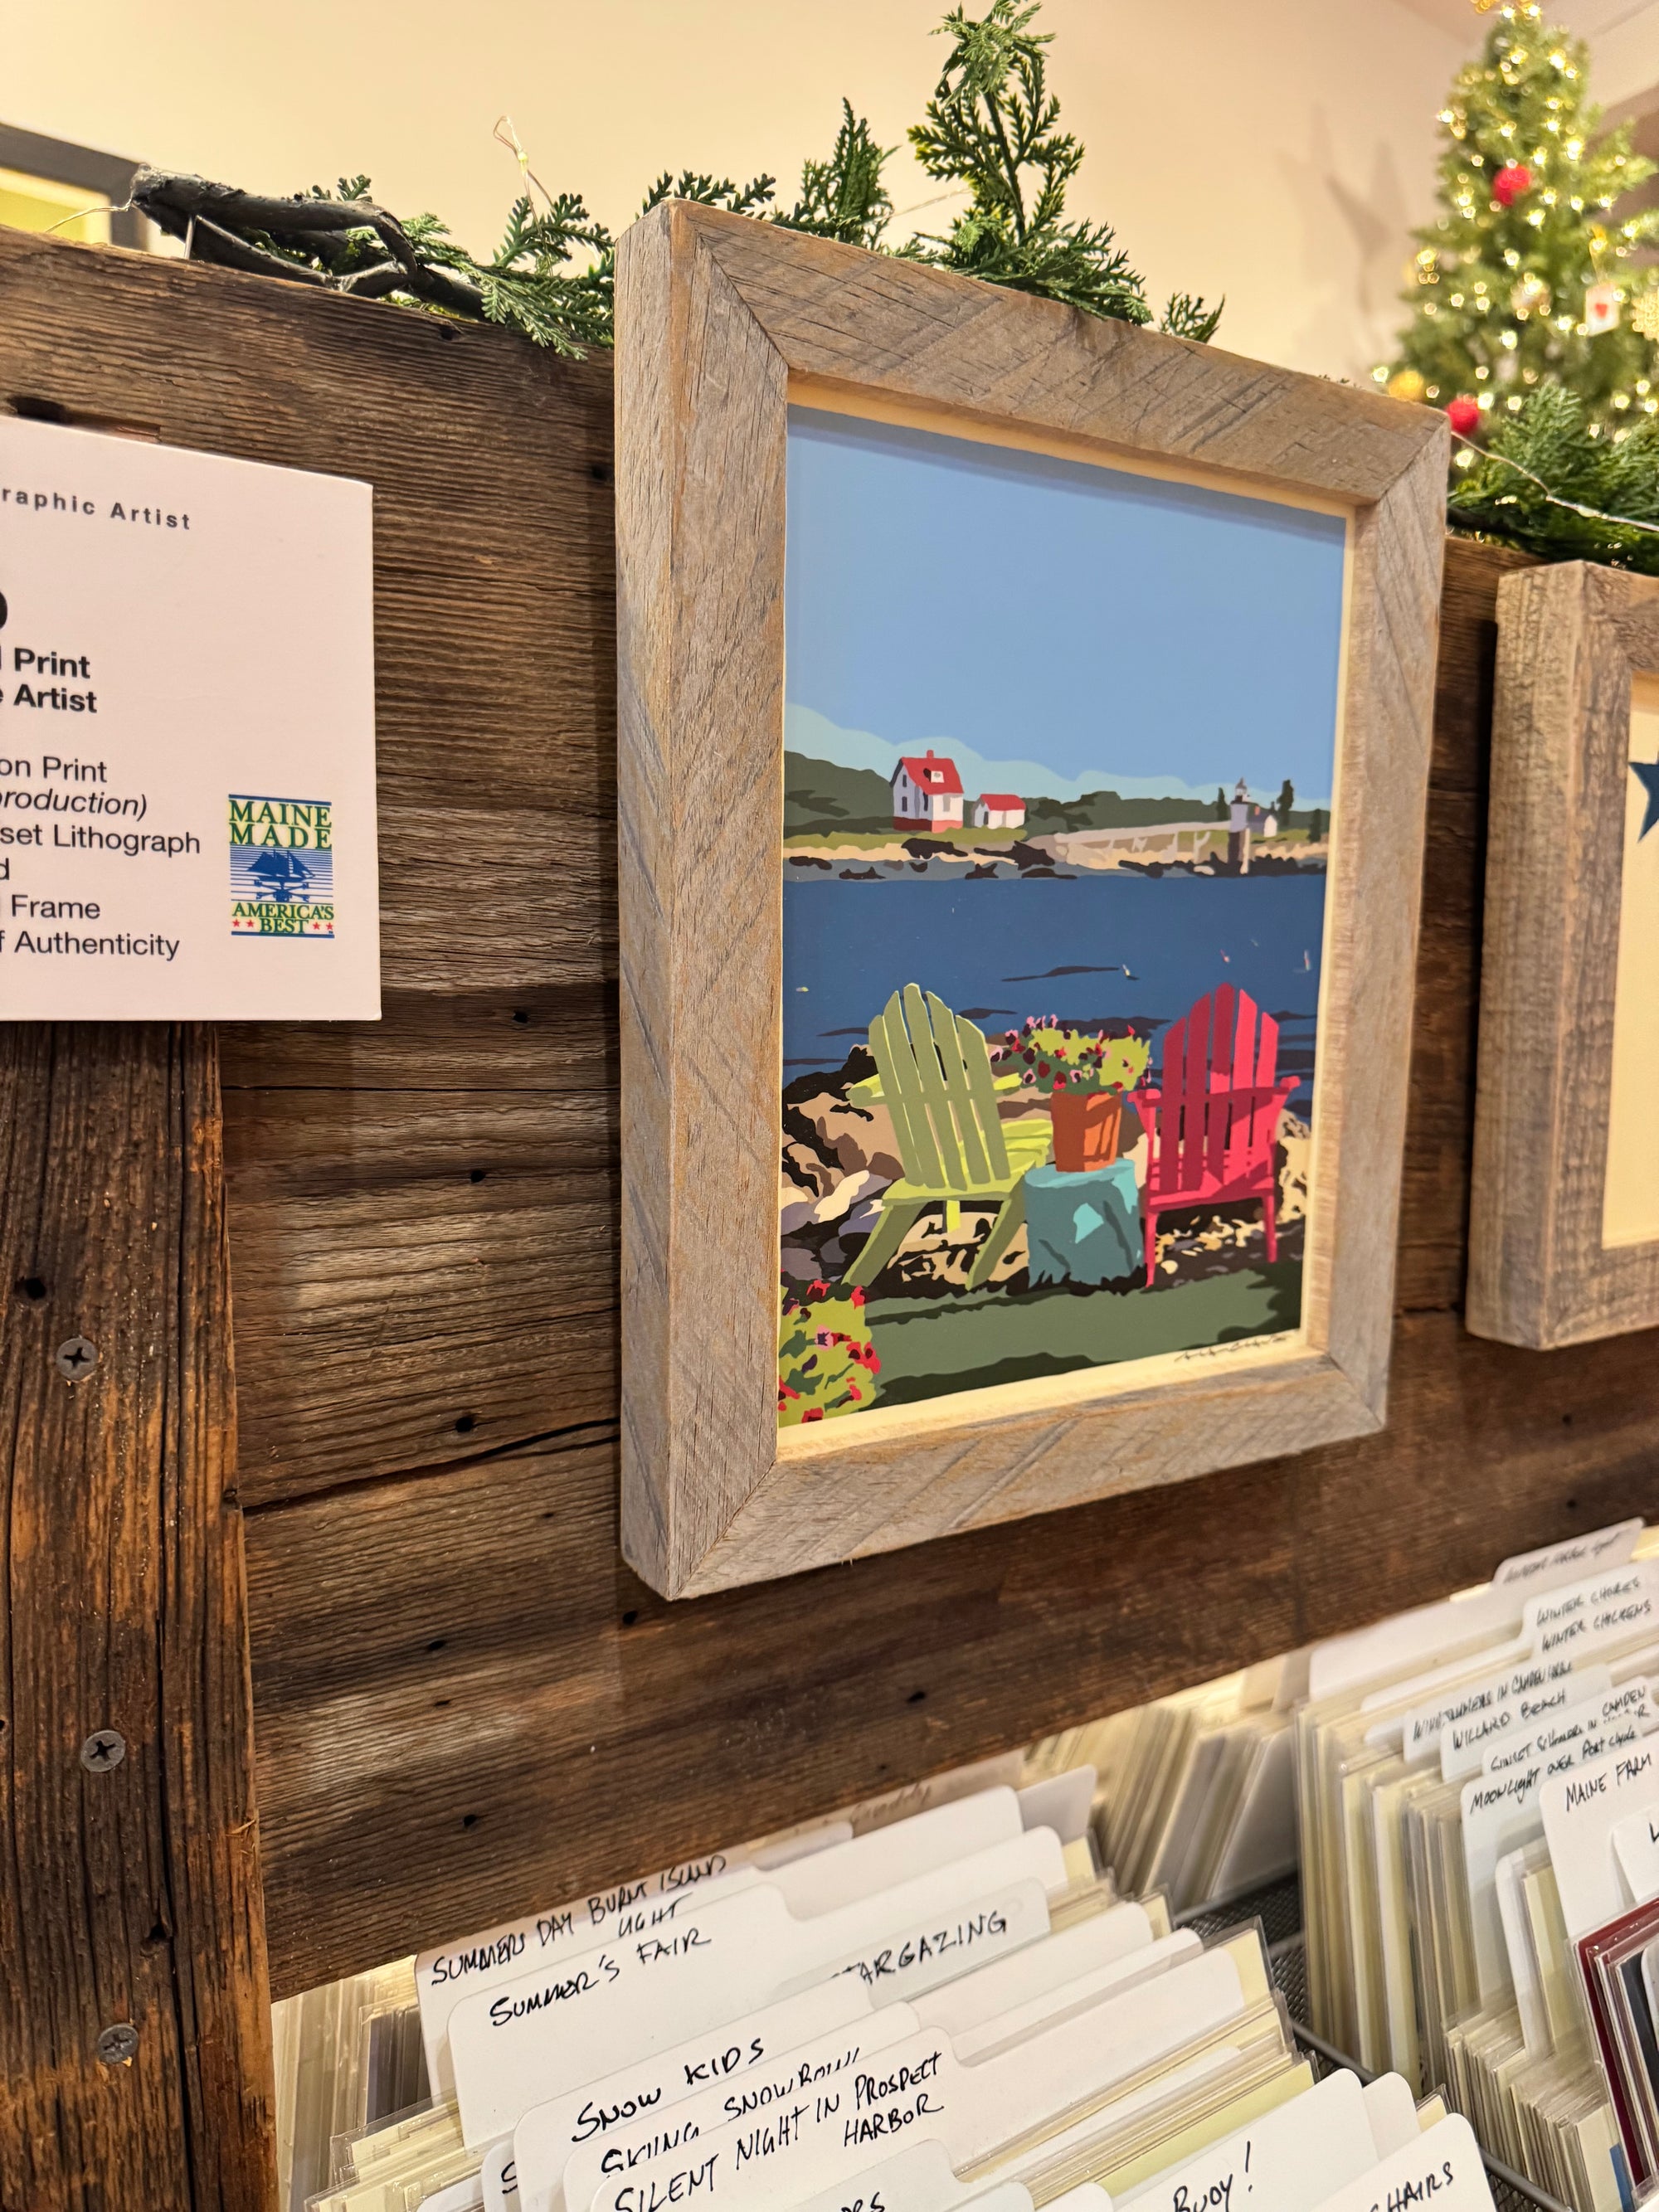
xmin=229 ymin=795 xmax=335 ymax=938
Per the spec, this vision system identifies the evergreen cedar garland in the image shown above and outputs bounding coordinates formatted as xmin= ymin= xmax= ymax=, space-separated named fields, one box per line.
xmin=1386 ymin=3 xmax=1659 ymax=571
xmin=132 ymin=0 xmax=1219 ymax=357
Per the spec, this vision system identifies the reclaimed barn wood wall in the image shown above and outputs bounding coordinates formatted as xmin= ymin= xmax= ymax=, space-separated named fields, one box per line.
xmin=4 ymin=227 xmax=1659 ymax=2209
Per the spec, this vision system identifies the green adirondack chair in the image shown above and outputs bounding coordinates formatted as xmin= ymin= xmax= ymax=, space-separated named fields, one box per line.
xmin=844 ymin=984 xmax=1048 ymax=1293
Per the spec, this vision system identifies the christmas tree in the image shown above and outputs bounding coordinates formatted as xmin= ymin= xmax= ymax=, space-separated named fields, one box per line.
xmin=1384 ymin=3 xmax=1659 ymax=435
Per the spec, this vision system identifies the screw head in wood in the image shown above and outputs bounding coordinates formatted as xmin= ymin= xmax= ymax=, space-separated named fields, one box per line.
xmin=56 ymin=1335 xmax=97 ymax=1378
xmin=80 ymin=1728 xmax=127 ymax=1772
xmin=96 ymin=2023 xmax=139 ymax=2065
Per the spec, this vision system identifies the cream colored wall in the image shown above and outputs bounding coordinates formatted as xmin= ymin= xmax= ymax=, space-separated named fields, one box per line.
xmin=5 ymin=0 xmax=1477 ymax=382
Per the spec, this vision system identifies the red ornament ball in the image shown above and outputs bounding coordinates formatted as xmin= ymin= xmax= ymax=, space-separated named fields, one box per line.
xmin=1492 ymin=162 xmax=1532 ymax=207
xmin=1446 ymin=396 xmax=1481 ymax=437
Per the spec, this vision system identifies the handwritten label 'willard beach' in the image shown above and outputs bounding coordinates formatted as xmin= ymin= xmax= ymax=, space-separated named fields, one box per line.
xmin=449 ymin=1831 xmax=1064 ymax=2147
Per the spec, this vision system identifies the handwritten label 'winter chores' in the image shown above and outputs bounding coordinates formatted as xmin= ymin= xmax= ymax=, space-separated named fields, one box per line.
xmin=449 ymin=1830 xmax=1065 ymax=2146
xmin=0 ymin=415 xmax=377 ymax=1018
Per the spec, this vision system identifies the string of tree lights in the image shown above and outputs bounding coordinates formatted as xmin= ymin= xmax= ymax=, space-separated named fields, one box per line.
xmin=1384 ymin=3 xmax=1659 ymax=436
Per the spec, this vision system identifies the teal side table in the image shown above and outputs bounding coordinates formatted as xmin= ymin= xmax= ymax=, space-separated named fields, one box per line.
xmin=1024 ymin=1157 xmax=1142 ymax=1286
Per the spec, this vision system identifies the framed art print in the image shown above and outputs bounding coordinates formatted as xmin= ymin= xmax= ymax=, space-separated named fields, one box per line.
xmin=1469 ymin=561 xmax=1659 ymax=1349
xmin=617 ymin=202 xmax=1447 ymax=1597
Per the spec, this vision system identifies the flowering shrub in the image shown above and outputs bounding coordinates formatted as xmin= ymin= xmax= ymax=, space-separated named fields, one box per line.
xmin=990 ymin=1018 xmax=1151 ymax=1098
xmin=778 ymin=1280 xmax=882 ymax=1425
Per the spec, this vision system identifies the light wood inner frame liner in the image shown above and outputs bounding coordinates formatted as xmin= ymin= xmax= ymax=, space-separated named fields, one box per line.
xmin=617 ymin=201 xmax=1448 ymax=1599
xmin=1470 ymin=562 xmax=1659 ymax=1349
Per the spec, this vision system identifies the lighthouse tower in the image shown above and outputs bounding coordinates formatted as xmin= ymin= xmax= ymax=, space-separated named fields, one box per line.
xmin=1227 ymin=776 xmax=1253 ymax=876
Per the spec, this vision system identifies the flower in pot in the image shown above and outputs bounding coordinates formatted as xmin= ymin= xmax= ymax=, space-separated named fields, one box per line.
xmin=990 ymin=1021 xmax=1151 ymax=1173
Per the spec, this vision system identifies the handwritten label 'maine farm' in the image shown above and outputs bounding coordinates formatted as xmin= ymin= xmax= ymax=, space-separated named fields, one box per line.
xmin=1544 ymin=1740 xmax=1659 ymax=1937
xmin=449 ymin=1832 xmax=1063 ymax=2147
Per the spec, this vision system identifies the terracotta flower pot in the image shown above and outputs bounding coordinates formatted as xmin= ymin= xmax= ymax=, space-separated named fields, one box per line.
xmin=1049 ymin=1087 xmax=1123 ymax=1173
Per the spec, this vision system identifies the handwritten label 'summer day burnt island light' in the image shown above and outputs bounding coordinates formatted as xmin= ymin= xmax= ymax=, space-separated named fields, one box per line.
xmin=0 ymin=415 xmax=378 ymax=1019
xmin=615 ymin=202 xmax=1449 ymax=1600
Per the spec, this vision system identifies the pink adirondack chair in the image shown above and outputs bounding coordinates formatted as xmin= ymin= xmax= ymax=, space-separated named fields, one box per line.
xmin=1136 ymin=986 xmax=1299 ymax=1283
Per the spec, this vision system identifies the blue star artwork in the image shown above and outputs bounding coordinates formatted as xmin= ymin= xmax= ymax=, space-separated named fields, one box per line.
xmin=1632 ymin=757 xmax=1659 ymax=839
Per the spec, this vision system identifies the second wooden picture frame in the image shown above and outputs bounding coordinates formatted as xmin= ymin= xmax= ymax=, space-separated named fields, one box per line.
xmin=616 ymin=202 xmax=1447 ymax=1599
xmin=1470 ymin=561 xmax=1659 ymax=1351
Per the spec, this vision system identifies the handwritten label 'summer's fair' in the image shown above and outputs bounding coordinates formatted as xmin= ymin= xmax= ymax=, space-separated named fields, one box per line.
xmin=423 ymin=1790 xmax=1037 ymax=2107
xmin=448 ymin=1831 xmax=1065 ymax=2147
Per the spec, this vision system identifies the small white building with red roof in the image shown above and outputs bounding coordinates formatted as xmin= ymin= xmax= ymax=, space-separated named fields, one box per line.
xmin=973 ymin=793 xmax=1025 ymax=829
xmin=891 ymin=749 xmax=965 ymax=831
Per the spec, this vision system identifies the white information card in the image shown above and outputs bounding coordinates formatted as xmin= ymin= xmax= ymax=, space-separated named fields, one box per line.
xmin=0 ymin=416 xmax=378 ymax=1018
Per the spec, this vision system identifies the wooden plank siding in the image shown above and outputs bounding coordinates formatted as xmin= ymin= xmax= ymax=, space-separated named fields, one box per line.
xmin=2 ymin=223 xmax=1655 ymax=2122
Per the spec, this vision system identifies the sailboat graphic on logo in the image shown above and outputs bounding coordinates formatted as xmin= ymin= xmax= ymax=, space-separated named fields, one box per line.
xmin=229 ymin=795 xmax=336 ymax=937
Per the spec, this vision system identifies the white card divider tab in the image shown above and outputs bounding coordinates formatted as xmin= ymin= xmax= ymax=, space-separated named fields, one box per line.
xmin=1462 ymin=1688 xmax=1658 ymax=2001
xmin=580 ymin=1941 xmax=1252 ymax=2212
xmin=755 ymin=1823 xmax=856 ymax=1871
xmin=539 ymin=1919 xmax=1203 ymax=2212
xmin=418 ymin=2178 xmax=487 ymax=2212
xmin=452 ymin=1830 xmax=1066 ymax=2147
xmin=1495 ymin=1522 xmax=1643 ymax=1589
xmin=1396 ymin=1652 xmax=1579 ymax=1772
xmin=947 ymin=1933 xmax=1201 ymax=2064
xmin=1523 ymin=1563 xmax=1659 ymax=1659
xmin=1117 ymin=2066 xmax=1374 ymax=2212
xmin=1309 ymin=1587 xmax=1525 ymax=1704
xmin=1361 ymin=2072 xmax=1424 ymax=2159
xmin=1612 ymin=1798 xmax=1659 ymax=1906
xmin=781 ymin=2139 xmax=1112 ymax=2212
xmin=484 ymin=2140 xmax=519 ymax=2209
xmin=554 ymin=2007 xmax=923 ymax=2212
xmin=795 ymin=1878 xmax=1052 ymax=2008
xmin=1482 ymin=1678 xmax=1655 ymax=1779
xmin=1016 ymin=1771 xmax=1096 ymax=1847
xmin=512 ymin=1981 xmax=876 ymax=2212
xmin=909 ymin=1903 xmax=1155 ymax=2041
xmin=1303 ymin=2113 xmax=1493 ymax=2212
xmin=1542 ymin=1734 xmax=1659 ymax=1939
xmin=1438 ymin=1665 xmax=1610 ymax=1784
xmin=424 ymin=1788 xmax=1030 ymax=2101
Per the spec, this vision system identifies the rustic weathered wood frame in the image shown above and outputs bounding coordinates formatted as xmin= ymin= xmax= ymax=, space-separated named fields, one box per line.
xmin=616 ymin=201 xmax=1449 ymax=1601
xmin=1469 ymin=562 xmax=1659 ymax=1348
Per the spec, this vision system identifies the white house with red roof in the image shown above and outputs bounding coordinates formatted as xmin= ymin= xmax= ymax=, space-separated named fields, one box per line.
xmin=890 ymin=749 xmax=964 ymax=831
xmin=973 ymin=792 xmax=1025 ymax=829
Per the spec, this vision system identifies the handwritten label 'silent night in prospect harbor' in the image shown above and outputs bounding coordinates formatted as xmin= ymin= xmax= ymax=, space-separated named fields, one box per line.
xmin=0 ymin=416 xmax=378 ymax=1018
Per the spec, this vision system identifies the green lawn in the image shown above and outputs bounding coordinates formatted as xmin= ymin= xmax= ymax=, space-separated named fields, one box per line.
xmin=866 ymin=1263 xmax=1302 ymax=1407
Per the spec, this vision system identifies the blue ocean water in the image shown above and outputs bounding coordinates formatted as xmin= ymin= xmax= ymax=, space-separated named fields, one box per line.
xmin=783 ymin=872 xmax=1326 ymax=1113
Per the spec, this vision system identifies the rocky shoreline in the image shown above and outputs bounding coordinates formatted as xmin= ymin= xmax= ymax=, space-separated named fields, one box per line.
xmin=785 ymin=834 xmax=1329 ymax=882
